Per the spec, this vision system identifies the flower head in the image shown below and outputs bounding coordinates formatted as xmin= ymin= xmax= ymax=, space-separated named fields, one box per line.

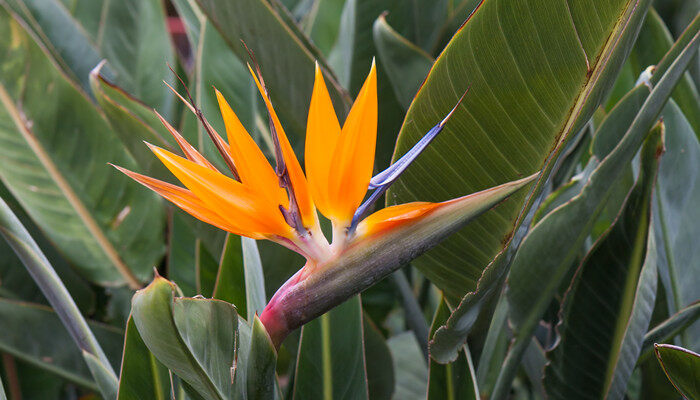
xmin=115 ymin=60 xmax=537 ymax=346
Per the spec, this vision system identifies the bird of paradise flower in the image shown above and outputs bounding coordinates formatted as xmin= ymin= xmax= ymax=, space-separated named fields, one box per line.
xmin=115 ymin=58 xmax=537 ymax=346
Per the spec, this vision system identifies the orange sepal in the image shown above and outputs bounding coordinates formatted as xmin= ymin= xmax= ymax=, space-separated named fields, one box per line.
xmin=327 ymin=61 xmax=378 ymax=225
xmin=354 ymin=201 xmax=440 ymax=238
xmin=154 ymin=111 xmax=218 ymax=171
xmin=215 ymin=89 xmax=287 ymax=207
xmin=248 ymin=65 xmax=318 ymax=229
xmin=305 ymin=63 xmax=341 ymax=219
xmin=112 ymin=164 xmax=263 ymax=238
xmin=148 ymin=143 xmax=293 ymax=238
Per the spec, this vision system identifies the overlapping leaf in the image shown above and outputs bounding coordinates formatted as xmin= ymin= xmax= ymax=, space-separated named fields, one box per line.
xmin=0 ymin=11 xmax=165 ymax=285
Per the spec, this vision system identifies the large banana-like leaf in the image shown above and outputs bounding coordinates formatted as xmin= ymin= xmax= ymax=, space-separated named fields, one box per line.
xmin=387 ymin=332 xmax=427 ymax=400
xmin=544 ymin=126 xmax=661 ymax=400
xmin=1 ymin=0 xmax=175 ymax=112
xmin=388 ymin=0 xmax=652 ymax=304
xmin=96 ymin=0 xmax=175 ymax=113
xmin=654 ymin=344 xmax=700 ymax=400
xmin=372 ymin=15 xmax=433 ymax=110
xmin=116 ymin=317 xmax=170 ymax=400
xmin=608 ymin=9 xmax=700 ymax=134
xmin=0 ymin=298 xmax=123 ymax=391
xmin=293 ymin=296 xmax=368 ymax=400
xmin=492 ymin=22 xmax=700 ymax=396
xmin=0 ymin=11 xmax=165 ymax=286
xmin=427 ymin=298 xmax=478 ymax=400
xmin=131 ymin=277 xmax=239 ymax=400
xmin=652 ymin=92 xmax=700 ymax=351
xmin=193 ymin=0 xmax=351 ymax=139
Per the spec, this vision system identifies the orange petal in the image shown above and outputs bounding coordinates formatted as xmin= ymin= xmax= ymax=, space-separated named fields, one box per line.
xmin=154 ymin=111 xmax=218 ymax=171
xmin=355 ymin=201 xmax=440 ymax=238
xmin=305 ymin=63 xmax=341 ymax=219
xmin=215 ymin=90 xmax=287 ymax=207
xmin=113 ymin=164 xmax=262 ymax=238
xmin=248 ymin=65 xmax=317 ymax=228
xmin=327 ymin=61 xmax=378 ymax=224
xmin=148 ymin=144 xmax=293 ymax=238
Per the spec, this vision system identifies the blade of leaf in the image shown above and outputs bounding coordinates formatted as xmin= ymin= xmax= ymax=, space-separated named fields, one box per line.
xmin=543 ymin=126 xmax=662 ymax=400
xmin=652 ymin=92 xmax=700 ymax=349
xmin=0 ymin=0 xmax=107 ymax=94
xmin=96 ymin=0 xmax=176 ymax=113
xmin=387 ymin=0 xmax=653 ymax=305
xmin=193 ymin=0 xmax=351 ymax=139
xmin=293 ymin=296 xmax=368 ymax=400
xmin=212 ymin=233 xmax=246 ymax=318
xmin=89 ymin=66 xmax=176 ymax=177
xmin=242 ymin=237 xmax=267 ymax=319
xmin=0 ymin=11 xmax=166 ymax=286
xmin=83 ymin=350 xmax=120 ymax=399
xmin=432 ymin=10 xmax=700 ymax=368
xmin=363 ymin=315 xmax=394 ymax=400
xmin=492 ymin=23 xmax=700 ymax=397
xmin=0 ymin=298 xmax=123 ymax=391
xmin=247 ymin=315 xmax=278 ymax=400
xmin=387 ymin=332 xmax=427 ymax=399
xmin=117 ymin=316 xmax=171 ymax=400
xmin=131 ymin=277 xmax=238 ymax=400
xmin=642 ymin=301 xmax=700 ymax=359
xmin=427 ymin=297 xmax=479 ymax=400
xmin=372 ymin=14 xmax=433 ymax=110
xmin=654 ymin=344 xmax=700 ymax=400
xmin=606 ymin=9 xmax=700 ymax=134
xmin=0 ymin=196 xmax=120 ymax=379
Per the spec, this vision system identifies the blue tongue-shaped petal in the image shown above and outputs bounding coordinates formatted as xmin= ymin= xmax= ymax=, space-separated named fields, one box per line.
xmin=350 ymin=87 xmax=470 ymax=231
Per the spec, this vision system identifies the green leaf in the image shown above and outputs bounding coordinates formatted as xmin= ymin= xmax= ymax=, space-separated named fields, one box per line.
xmin=0 ymin=185 xmax=94 ymax=312
xmin=474 ymin=294 xmax=509 ymax=396
xmin=543 ymin=126 xmax=662 ymax=400
xmin=654 ymin=344 xmax=700 ymax=400
xmin=213 ymin=233 xmax=246 ymax=316
xmin=95 ymin=0 xmax=175 ymax=113
xmin=2 ymin=0 xmax=175 ymax=112
xmin=329 ymin=0 xmax=407 ymax=94
xmin=83 ymin=350 xmax=119 ymax=399
xmin=0 ymin=373 xmax=5 ymax=400
xmin=117 ymin=317 xmax=171 ymax=400
xmin=0 ymin=298 xmax=123 ymax=391
xmin=0 ymin=0 xmax=106 ymax=94
xmin=653 ymin=99 xmax=700 ymax=349
xmin=432 ymin=13 xmax=700 ymax=368
xmin=387 ymin=332 xmax=427 ymax=400
xmin=193 ymin=0 xmax=350 ymax=140
xmin=169 ymin=211 xmax=198 ymax=297
xmin=171 ymin=0 xmax=266 ymax=166
xmin=242 ymin=238 xmax=267 ymax=319
xmin=642 ymin=302 xmax=700 ymax=358
xmin=247 ymin=315 xmax=277 ymax=400
xmin=427 ymin=297 xmax=478 ymax=400
xmin=372 ymin=14 xmax=433 ymax=110
xmin=89 ymin=66 xmax=176 ymax=177
xmin=607 ymin=9 xmax=700 ymax=134
xmin=293 ymin=296 xmax=368 ymax=400
xmin=388 ymin=0 xmax=652 ymax=305
xmin=327 ymin=0 xmax=407 ymax=167
xmin=295 ymin=0 xmax=345 ymax=56
xmin=0 ymin=12 xmax=166 ymax=286
xmin=363 ymin=315 xmax=394 ymax=400
xmin=131 ymin=277 xmax=238 ymax=400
